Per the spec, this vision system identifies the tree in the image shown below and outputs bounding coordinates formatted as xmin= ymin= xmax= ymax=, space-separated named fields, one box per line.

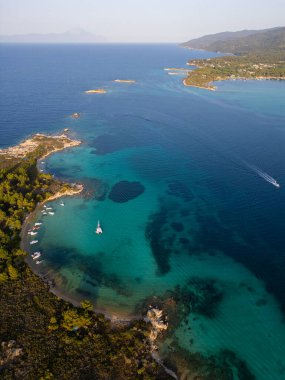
xmin=0 ymin=271 xmax=8 ymax=282
xmin=13 ymin=248 xmax=27 ymax=257
xmin=62 ymin=309 xmax=91 ymax=331
xmin=7 ymin=264 xmax=19 ymax=280
xmin=81 ymin=299 xmax=93 ymax=311
xmin=48 ymin=316 xmax=59 ymax=331
xmin=0 ymin=248 xmax=9 ymax=260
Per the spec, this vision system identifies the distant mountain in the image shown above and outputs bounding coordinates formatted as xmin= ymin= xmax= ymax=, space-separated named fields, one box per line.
xmin=181 ymin=27 xmax=285 ymax=55
xmin=0 ymin=28 xmax=107 ymax=43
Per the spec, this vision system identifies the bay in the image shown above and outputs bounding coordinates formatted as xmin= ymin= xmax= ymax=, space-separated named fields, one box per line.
xmin=1 ymin=43 xmax=285 ymax=379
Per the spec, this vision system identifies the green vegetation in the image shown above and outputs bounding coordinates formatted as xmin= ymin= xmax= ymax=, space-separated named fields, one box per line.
xmin=0 ymin=273 xmax=170 ymax=379
xmin=0 ymin=138 xmax=171 ymax=379
xmin=181 ymin=26 xmax=285 ymax=54
xmin=182 ymin=27 xmax=285 ymax=90
xmin=0 ymin=154 xmax=55 ymax=278
xmin=185 ymin=53 xmax=285 ymax=90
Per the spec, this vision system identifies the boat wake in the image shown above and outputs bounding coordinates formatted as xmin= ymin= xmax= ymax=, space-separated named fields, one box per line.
xmin=246 ymin=163 xmax=280 ymax=188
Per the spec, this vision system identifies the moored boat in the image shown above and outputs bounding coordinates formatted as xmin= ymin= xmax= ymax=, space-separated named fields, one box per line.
xmin=96 ymin=220 xmax=103 ymax=234
xmin=32 ymin=252 xmax=41 ymax=259
xmin=28 ymin=231 xmax=38 ymax=236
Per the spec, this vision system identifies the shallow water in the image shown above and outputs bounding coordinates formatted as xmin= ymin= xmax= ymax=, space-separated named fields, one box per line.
xmin=1 ymin=44 xmax=285 ymax=379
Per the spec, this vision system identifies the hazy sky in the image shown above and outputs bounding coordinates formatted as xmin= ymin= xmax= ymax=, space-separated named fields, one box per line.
xmin=0 ymin=0 xmax=284 ymax=42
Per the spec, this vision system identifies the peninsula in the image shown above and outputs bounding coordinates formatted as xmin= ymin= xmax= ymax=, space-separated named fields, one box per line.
xmin=0 ymin=133 xmax=172 ymax=380
xmin=0 ymin=133 xmax=81 ymax=161
xmin=181 ymin=26 xmax=285 ymax=90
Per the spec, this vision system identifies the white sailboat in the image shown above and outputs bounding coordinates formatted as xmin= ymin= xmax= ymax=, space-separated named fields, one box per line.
xmin=96 ymin=220 xmax=103 ymax=234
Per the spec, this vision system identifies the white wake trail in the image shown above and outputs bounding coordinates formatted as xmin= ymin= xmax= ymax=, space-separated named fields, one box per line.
xmin=245 ymin=163 xmax=280 ymax=188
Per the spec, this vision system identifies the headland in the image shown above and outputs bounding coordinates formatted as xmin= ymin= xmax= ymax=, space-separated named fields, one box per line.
xmin=180 ymin=26 xmax=285 ymax=90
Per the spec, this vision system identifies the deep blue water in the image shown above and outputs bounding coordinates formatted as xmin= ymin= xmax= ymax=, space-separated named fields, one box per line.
xmin=1 ymin=44 xmax=285 ymax=379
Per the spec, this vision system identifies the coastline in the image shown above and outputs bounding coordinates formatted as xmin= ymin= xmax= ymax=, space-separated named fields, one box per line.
xmin=182 ymin=76 xmax=285 ymax=91
xmin=19 ymin=183 xmax=141 ymax=325
xmin=5 ymin=132 xmax=172 ymax=376
xmin=17 ymin=133 xmax=140 ymax=324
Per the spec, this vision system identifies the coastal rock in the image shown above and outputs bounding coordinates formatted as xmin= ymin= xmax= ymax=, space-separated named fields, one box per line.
xmin=71 ymin=112 xmax=80 ymax=118
xmin=0 ymin=341 xmax=23 ymax=366
xmin=146 ymin=307 xmax=168 ymax=348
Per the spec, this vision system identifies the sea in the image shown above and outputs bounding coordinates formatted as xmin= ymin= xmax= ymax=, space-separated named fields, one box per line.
xmin=1 ymin=43 xmax=285 ymax=379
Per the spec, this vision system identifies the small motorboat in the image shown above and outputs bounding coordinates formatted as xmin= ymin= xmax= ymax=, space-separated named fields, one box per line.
xmin=48 ymin=212 xmax=55 ymax=215
xmin=32 ymin=252 xmax=41 ymax=260
xmin=96 ymin=220 xmax=103 ymax=235
xmin=30 ymin=240 xmax=38 ymax=245
xmin=60 ymin=202 xmax=65 ymax=206
xmin=34 ymin=223 xmax=42 ymax=226
xmin=36 ymin=260 xmax=44 ymax=265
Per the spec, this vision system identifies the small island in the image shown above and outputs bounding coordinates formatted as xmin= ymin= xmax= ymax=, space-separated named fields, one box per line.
xmin=85 ymin=89 xmax=107 ymax=94
xmin=71 ymin=112 xmax=81 ymax=118
xmin=114 ymin=79 xmax=136 ymax=83
xmin=181 ymin=26 xmax=285 ymax=90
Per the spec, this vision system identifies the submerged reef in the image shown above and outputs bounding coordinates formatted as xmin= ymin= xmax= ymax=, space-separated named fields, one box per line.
xmin=167 ymin=181 xmax=194 ymax=202
xmin=164 ymin=346 xmax=256 ymax=380
xmin=137 ymin=283 xmax=253 ymax=380
xmin=145 ymin=206 xmax=172 ymax=275
xmin=172 ymin=278 xmax=223 ymax=319
xmin=108 ymin=180 xmax=145 ymax=203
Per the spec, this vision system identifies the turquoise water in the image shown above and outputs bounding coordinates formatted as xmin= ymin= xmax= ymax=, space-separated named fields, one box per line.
xmin=1 ymin=44 xmax=285 ymax=379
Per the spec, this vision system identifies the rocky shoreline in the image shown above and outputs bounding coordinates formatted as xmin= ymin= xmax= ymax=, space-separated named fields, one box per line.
xmin=0 ymin=133 xmax=81 ymax=160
